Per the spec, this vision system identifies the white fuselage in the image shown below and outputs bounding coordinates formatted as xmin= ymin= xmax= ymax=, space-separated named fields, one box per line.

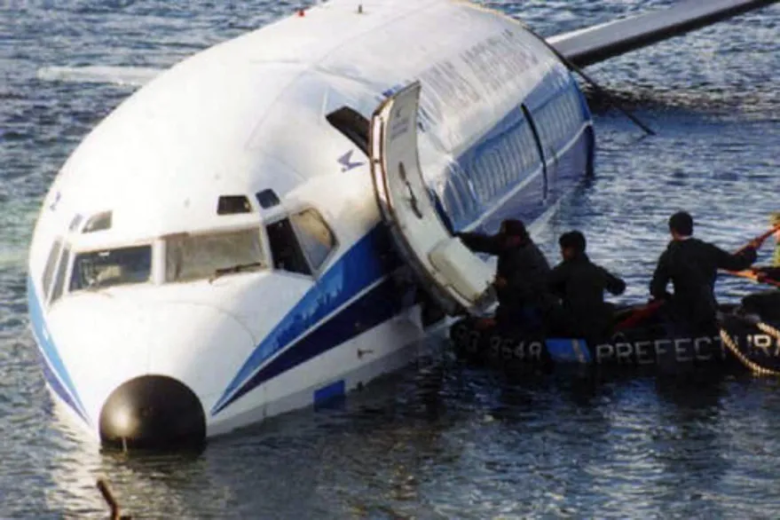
xmin=27 ymin=0 xmax=592 ymax=445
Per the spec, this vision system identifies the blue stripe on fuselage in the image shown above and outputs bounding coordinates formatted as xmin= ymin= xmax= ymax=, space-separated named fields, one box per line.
xmin=27 ymin=278 xmax=89 ymax=423
xmin=211 ymin=225 xmax=406 ymax=415
xmin=216 ymin=276 xmax=406 ymax=414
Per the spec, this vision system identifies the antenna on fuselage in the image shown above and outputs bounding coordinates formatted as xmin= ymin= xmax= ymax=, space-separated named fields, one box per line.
xmin=523 ymin=23 xmax=656 ymax=137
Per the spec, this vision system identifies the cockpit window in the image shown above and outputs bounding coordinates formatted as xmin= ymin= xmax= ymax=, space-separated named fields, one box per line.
xmin=290 ymin=209 xmax=336 ymax=271
xmin=217 ymin=195 xmax=252 ymax=215
xmin=83 ymin=211 xmax=112 ymax=233
xmin=165 ymin=228 xmax=265 ymax=282
xmin=50 ymin=246 xmax=71 ymax=303
xmin=42 ymin=239 xmax=63 ymax=299
xmin=70 ymin=245 xmax=152 ymax=292
xmin=266 ymin=219 xmax=311 ymax=276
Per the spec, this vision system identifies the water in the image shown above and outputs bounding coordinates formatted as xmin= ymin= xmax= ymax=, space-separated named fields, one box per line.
xmin=1 ymin=0 xmax=779 ymax=517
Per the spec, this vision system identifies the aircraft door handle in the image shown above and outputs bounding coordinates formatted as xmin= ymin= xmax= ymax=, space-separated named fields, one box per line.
xmin=398 ymin=162 xmax=423 ymax=219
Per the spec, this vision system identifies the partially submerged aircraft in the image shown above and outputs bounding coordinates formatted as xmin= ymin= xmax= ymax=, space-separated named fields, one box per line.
xmin=27 ymin=0 xmax=778 ymax=449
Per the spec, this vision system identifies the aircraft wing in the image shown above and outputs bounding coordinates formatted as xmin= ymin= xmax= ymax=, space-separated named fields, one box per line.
xmin=548 ymin=0 xmax=779 ymax=68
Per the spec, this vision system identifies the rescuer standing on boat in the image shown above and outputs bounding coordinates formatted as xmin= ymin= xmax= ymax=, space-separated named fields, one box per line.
xmin=457 ymin=219 xmax=551 ymax=332
xmin=769 ymin=212 xmax=780 ymax=268
xmin=741 ymin=212 xmax=780 ymax=320
xmin=749 ymin=212 xmax=780 ymax=283
xmin=650 ymin=211 xmax=759 ymax=334
xmin=547 ymin=230 xmax=626 ymax=339
xmin=755 ymin=212 xmax=780 ymax=279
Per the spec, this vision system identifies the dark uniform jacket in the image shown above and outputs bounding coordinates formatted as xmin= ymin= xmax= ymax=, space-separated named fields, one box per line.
xmin=548 ymin=253 xmax=626 ymax=338
xmin=458 ymin=232 xmax=551 ymax=319
xmin=650 ymin=238 xmax=757 ymax=331
xmin=756 ymin=266 xmax=780 ymax=283
xmin=740 ymin=266 xmax=780 ymax=321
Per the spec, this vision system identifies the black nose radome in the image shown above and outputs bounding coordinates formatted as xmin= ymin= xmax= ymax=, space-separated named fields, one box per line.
xmin=99 ymin=376 xmax=206 ymax=450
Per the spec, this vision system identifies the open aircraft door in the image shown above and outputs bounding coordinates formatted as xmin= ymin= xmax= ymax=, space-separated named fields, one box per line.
xmin=370 ymin=82 xmax=496 ymax=316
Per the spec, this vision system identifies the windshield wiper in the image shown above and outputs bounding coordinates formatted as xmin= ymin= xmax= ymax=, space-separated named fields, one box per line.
xmin=209 ymin=262 xmax=264 ymax=283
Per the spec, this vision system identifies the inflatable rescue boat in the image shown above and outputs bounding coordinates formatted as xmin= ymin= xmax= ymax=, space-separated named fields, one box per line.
xmin=449 ymin=292 xmax=780 ymax=375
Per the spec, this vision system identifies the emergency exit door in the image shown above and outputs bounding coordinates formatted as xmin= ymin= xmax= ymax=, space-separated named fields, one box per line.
xmin=369 ymin=82 xmax=495 ymax=316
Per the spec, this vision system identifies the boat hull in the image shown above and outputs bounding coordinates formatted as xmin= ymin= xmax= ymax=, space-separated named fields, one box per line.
xmin=449 ymin=302 xmax=780 ymax=374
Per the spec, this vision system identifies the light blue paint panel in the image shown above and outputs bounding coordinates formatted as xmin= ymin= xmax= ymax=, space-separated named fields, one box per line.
xmin=314 ymin=380 xmax=346 ymax=408
xmin=546 ymin=339 xmax=592 ymax=364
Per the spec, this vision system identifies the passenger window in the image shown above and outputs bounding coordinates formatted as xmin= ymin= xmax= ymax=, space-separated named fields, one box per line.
xmin=266 ymin=219 xmax=311 ymax=276
xmin=42 ymin=239 xmax=63 ymax=298
xmin=50 ymin=246 xmax=71 ymax=304
xmin=291 ymin=209 xmax=336 ymax=272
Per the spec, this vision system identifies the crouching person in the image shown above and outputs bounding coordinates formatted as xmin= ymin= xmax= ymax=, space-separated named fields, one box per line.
xmin=457 ymin=219 xmax=552 ymax=335
xmin=548 ymin=231 xmax=626 ymax=341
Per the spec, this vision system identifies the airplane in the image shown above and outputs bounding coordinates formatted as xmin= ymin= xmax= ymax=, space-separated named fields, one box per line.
xmin=26 ymin=0 xmax=779 ymax=450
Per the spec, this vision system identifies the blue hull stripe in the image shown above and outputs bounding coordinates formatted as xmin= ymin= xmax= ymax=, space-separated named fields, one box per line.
xmin=222 ymin=278 xmax=404 ymax=411
xmin=27 ymin=278 xmax=89 ymax=423
xmin=546 ymin=338 xmax=592 ymax=364
xmin=211 ymin=226 xmax=404 ymax=415
xmin=40 ymin=354 xmax=89 ymax=422
xmin=314 ymin=380 xmax=346 ymax=407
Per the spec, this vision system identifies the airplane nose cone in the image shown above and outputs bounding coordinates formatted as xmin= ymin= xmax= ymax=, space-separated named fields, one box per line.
xmin=99 ymin=376 xmax=206 ymax=450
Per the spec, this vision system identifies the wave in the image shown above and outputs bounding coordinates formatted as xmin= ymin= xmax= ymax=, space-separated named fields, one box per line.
xmin=36 ymin=65 xmax=161 ymax=87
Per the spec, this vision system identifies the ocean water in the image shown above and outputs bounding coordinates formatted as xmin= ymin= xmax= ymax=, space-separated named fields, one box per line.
xmin=1 ymin=1 xmax=779 ymax=517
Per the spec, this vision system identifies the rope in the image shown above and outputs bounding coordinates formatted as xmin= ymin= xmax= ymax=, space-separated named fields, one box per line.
xmin=719 ymin=327 xmax=780 ymax=377
xmin=756 ymin=321 xmax=780 ymax=342
xmin=517 ymin=21 xmax=655 ymax=137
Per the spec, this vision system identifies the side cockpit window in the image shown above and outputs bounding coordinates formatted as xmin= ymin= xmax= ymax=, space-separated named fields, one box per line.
xmin=50 ymin=246 xmax=71 ymax=304
xmin=290 ymin=209 xmax=336 ymax=272
xmin=267 ymin=219 xmax=311 ymax=276
xmin=41 ymin=239 xmax=63 ymax=299
xmin=266 ymin=209 xmax=337 ymax=277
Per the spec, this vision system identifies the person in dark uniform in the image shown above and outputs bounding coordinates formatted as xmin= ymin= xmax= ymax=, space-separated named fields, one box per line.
xmin=771 ymin=212 xmax=780 ymax=268
xmin=457 ymin=219 xmax=551 ymax=333
xmin=650 ymin=211 xmax=759 ymax=334
xmin=740 ymin=212 xmax=780 ymax=321
xmin=755 ymin=267 xmax=780 ymax=284
xmin=741 ymin=270 xmax=780 ymax=321
xmin=751 ymin=211 xmax=780 ymax=283
xmin=547 ymin=230 xmax=626 ymax=339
